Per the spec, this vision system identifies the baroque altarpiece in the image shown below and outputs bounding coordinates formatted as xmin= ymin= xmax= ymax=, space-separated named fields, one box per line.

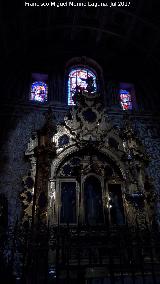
xmin=18 ymin=81 xmax=160 ymax=283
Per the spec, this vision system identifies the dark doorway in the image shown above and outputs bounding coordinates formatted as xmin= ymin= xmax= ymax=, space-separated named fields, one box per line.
xmin=108 ymin=184 xmax=125 ymax=225
xmin=60 ymin=181 xmax=77 ymax=224
xmin=84 ymin=176 xmax=104 ymax=225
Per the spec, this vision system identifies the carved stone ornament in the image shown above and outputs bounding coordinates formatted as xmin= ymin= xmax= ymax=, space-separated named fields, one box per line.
xmin=20 ymin=173 xmax=35 ymax=222
xmin=22 ymin=87 xmax=156 ymax=229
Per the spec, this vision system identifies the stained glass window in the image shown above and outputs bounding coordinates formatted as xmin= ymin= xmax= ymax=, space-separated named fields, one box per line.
xmin=30 ymin=81 xmax=48 ymax=103
xmin=68 ymin=67 xmax=97 ymax=105
xmin=120 ymin=89 xmax=132 ymax=110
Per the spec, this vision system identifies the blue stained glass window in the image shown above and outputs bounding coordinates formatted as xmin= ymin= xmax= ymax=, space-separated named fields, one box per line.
xmin=30 ymin=81 xmax=48 ymax=103
xmin=120 ymin=89 xmax=132 ymax=110
xmin=68 ymin=67 xmax=97 ymax=106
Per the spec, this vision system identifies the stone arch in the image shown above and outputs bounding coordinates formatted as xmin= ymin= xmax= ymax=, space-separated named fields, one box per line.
xmin=51 ymin=145 xmax=126 ymax=180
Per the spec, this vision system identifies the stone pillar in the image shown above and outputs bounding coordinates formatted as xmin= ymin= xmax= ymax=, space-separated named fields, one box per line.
xmin=27 ymin=108 xmax=57 ymax=283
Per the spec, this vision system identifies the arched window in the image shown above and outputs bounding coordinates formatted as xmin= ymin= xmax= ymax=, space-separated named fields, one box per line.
xmin=68 ymin=67 xmax=97 ymax=106
xmin=120 ymin=89 xmax=132 ymax=110
xmin=119 ymin=83 xmax=136 ymax=111
xmin=30 ymin=81 xmax=48 ymax=103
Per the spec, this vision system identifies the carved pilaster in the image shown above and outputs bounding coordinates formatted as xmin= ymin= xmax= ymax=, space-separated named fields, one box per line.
xmin=32 ymin=108 xmax=57 ymax=225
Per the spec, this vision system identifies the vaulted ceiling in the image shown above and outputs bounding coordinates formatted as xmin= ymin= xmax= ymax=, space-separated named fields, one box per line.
xmin=1 ymin=1 xmax=160 ymax=107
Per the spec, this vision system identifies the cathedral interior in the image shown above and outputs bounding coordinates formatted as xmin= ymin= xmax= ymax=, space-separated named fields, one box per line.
xmin=1 ymin=1 xmax=160 ymax=283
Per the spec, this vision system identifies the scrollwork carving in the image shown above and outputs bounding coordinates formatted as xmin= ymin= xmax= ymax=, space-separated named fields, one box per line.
xmin=20 ymin=173 xmax=35 ymax=222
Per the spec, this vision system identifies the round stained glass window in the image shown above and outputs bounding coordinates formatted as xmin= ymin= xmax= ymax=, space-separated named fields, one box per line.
xmin=82 ymin=108 xmax=97 ymax=123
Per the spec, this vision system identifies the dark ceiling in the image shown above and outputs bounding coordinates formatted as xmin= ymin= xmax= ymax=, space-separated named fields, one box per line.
xmin=1 ymin=1 xmax=160 ymax=106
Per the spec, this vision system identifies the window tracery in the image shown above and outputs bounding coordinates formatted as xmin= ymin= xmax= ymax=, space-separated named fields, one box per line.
xmin=68 ymin=67 xmax=97 ymax=105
